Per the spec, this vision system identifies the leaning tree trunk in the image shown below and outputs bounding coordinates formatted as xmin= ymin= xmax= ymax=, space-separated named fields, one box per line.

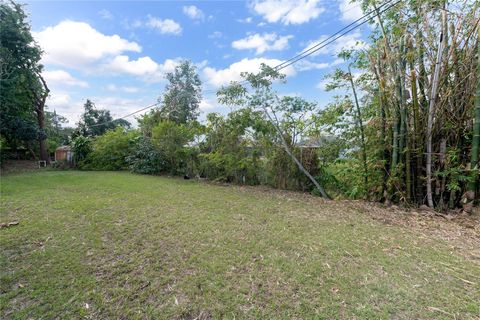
xmin=263 ymin=104 xmax=330 ymax=199
xmin=426 ymin=10 xmax=446 ymax=208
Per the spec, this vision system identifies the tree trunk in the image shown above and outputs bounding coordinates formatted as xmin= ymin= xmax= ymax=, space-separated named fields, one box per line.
xmin=31 ymin=72 xmax=51 ymax=165
xmin=426 ymin=10 xmax=446 ymax=208
xmin=36 ymin=106 xmax=49 ymax=164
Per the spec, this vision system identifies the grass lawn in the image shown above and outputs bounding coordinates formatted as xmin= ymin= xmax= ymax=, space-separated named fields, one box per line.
xmin=1 ymin=171 xmax=479 ymax=319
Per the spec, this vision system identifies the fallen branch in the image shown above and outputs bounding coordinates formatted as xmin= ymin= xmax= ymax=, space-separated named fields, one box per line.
xmin=427 ymin=306 xmax=453 ymax=316
xmin=0 ymin=221 xmax=19 ymax=229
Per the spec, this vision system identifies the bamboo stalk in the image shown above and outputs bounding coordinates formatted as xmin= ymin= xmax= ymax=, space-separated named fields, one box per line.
xmin=426 ymin=10 xmax=447 ymax=208
xmin=464 ymin=26 xmax=480 ymax=212
xmin=348 ymin=66 xmax=368 ymax=193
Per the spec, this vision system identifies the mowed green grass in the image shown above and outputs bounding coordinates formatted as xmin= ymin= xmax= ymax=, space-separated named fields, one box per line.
xmin=1 ymin=171 xmax=479 ymax=319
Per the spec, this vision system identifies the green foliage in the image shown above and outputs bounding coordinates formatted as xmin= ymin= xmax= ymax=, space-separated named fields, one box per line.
xmin=85 ymin=127 xmax=139 ymax=170
xmin=198 ymin=109 xmax=269 ymax=184
xmin=51 ymin=159 xmax=72 ymax=170
xmin=0 ymin=1 xmax=42 ymax=149
xmin=326 ymin=160 xmax=366 ymax=199
xmin=44 ymin=110 xmax=72 ymax=153
xmin=160 ymin=60 xmax=202 ymax=124
xmin=151 ymin=121 xmax=196 ymax=175
xmin=126 ymin=136 xmax=165 ymax=174
xmin=217 ymin=64 xmax=330 ymax=198
xmin=71 ymin=135 xmax=92 ymax=166
xmin=74 ymin=100 xmax=130 ymax=137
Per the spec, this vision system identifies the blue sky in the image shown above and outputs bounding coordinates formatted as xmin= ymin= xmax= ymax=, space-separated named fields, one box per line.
xmin=25 ymin=0 xmax=369 ymax=125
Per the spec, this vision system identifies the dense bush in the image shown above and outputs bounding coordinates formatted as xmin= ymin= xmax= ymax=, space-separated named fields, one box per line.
xmin=71 ymin=135 xmax=92 ymax=166
xmin=126 ymin=136 xmax=165 ymax=174
xmin=151 ymin=121 xmax=196 ymax=175
xmin=84 ymin=127 xmax=138 ymax=170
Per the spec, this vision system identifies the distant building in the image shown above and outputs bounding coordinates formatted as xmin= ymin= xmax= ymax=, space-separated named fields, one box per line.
xmin=55 ymin=146 xmax=74 ymax=163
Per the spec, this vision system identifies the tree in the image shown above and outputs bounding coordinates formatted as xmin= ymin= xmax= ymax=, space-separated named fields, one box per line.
xmin=0 ymin=1 xmax=50 ymax=163
xmin=218 ymin=64 xmax=330 ymax=199
xmin=151 ymin=120 xmax=197 ymax=175
xmin=199 ymin=109 xmax=269 ymax=184
xmin=159 ymin=60 xmax=202 ymax=124
xmin=126 ymin=136 xmax=165 ymax=174
xmin=44 ymin=110 xmax=72 ymax=153
xmin=75 ymin=99 xmax=130 ymax=137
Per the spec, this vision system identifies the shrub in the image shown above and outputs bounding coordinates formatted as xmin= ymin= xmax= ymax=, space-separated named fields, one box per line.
xmin=85 ymin=127 xmax=139 ymax=170
xmin=52 ymin=159 xmax=72 ymax=170
xmin=126 ymin=136 xmax=165 ymax=174
xmin=71 ymin=135 xmax=92 ymax=167
xmin=151 ymin=121 xmax=195 ymax=175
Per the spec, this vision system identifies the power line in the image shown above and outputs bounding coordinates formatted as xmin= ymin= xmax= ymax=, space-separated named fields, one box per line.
xmin=276 ymin=0 xmax=402 ymax=71
xmin=273 ymin=0 xmax=396 ymax=71
xmin=89 ymin=102 xmax=159 ymax=127
xmin=87 ymin=0 xmax=401 ymax=126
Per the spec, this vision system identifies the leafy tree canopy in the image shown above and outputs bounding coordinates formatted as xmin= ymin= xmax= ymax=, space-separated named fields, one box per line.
xmin=74 ymin=99 xmax=130 ymax=137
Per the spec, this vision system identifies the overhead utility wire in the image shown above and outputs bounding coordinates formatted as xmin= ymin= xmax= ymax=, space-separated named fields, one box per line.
xmin=276 ymin=0 xmax=402 ymax=71
xmin=89 ymin=102 xmax=159 ymax=127
xmin=273 ymin=0 xmax=396 ymax=70
xmin=89 ymin=0 xmax=401 ymax=125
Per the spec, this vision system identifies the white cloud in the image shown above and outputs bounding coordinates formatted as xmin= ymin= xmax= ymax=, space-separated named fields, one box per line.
xmin=105 ymin=55 xmax=158 ymax=76
xmin=47 ymin=92 xmax=71 ymax=109
xmin=203 ymin=58 xmax=296 ymax=87
xmin=45 ymin=92 xmax=85 ymax=125
xmin=302 ymin=30 xmax=367 ymax=57
xmin=237 ymin=17 xmax=253 ymax=23
xmin=295 ymin=60 xmax=330 ymax=71
xmin=232 ymin=33 xmax=293 ymax=54
xmin=146 ymin=16 xmax=182 ymax=35
xmin=339 ymin=0 xmax=363 ymax=23
xmin=98 ymin=9 xmax=113 ymax=20
xmin=332 ymin=58 xmax=345 ymax=66
xmin=43 ymin=70 xmax=89 ymax=88
xmin=49 ymin=96 xmax=151 ymax=126
xmin=252 ymin=0 xmax=325 ymax=25
xmin=182 ymin=5 xmax=205 ymax=21
xmin=104 ymin=56 xmax=181 ymax=82
xmin=106 ymin=84 xmax=141 ymax=93
xmin=34 ymin=20 xmax=141 ymax=68
xmin=93 ymin=96 xmax=147 ymax=118
xmin=199 ymin=97 xmax=217 ymax=111
xmin=316 ymin=79 xmax=329 ymax=90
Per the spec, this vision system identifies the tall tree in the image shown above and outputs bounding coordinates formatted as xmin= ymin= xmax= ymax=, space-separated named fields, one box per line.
xmin=0 ymin=1 xmax=49 ymax=162
xmin=160 ymin=60 xmax=202 ymax=124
